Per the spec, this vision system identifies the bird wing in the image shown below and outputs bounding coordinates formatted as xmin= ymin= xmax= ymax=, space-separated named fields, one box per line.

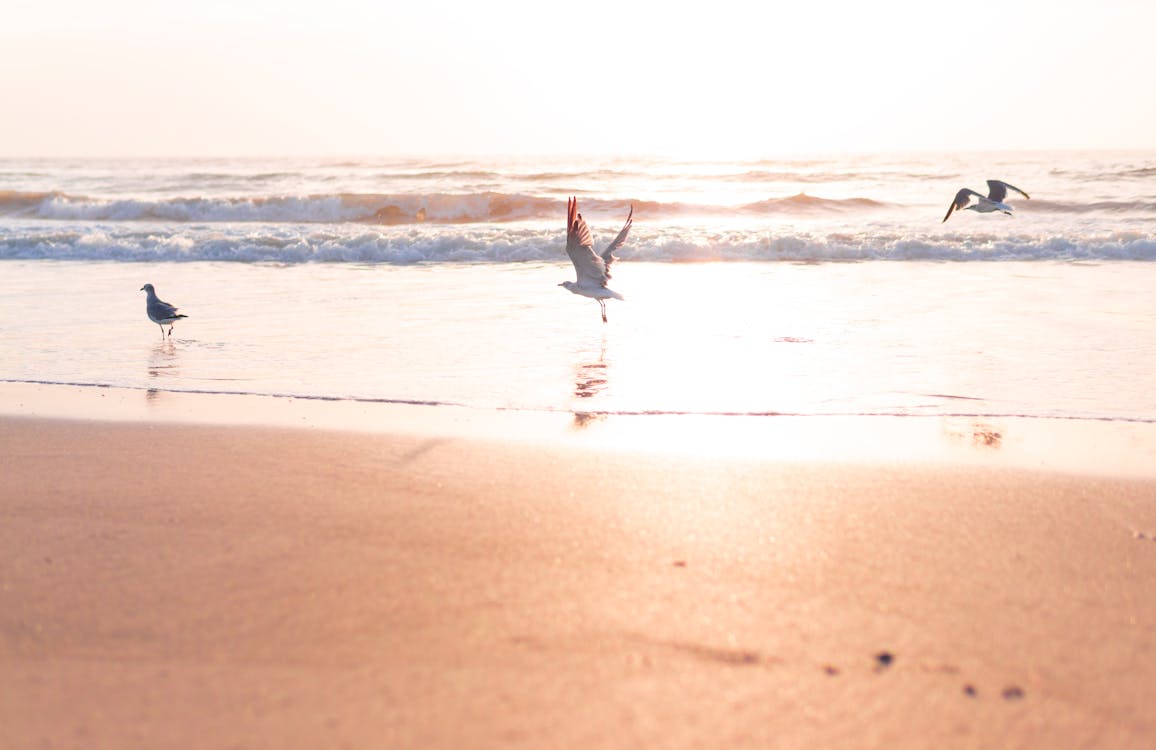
xmin=600 ymin=205 xmax=633 ymax=278
xmin=566 ymin=197 xmax=609 ymax=287
xmin=567 ymin=196 xmax=594 ymax=253
xmin=943 ymin=188 xmax=981 ymax=222
xmin=987 ymin=180 xmax=1029 ymax=202
xmin=149 ymin=297 xmax=181 ymax=318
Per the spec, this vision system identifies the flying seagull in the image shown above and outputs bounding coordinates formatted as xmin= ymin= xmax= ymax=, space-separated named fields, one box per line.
xmin=140 ymin=283 xmax=188 ymax=339
xmin=943 ymin=180 xmax=1030 ymax=222
xmin=560 ymin=197 xmax=632 ymax=323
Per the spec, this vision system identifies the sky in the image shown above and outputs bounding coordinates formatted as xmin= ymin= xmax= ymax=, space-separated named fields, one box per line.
xmin=1 ymin=0 xmax=1154 ymax=158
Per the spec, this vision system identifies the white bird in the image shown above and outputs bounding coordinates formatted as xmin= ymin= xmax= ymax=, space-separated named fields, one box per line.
xmin=560 ymin=197 xmax=632 ymax=323
xmin=140 ymin=283 xmax=187 ymax=339
xmin=943 ymin=179 xmax=1030 ymax=222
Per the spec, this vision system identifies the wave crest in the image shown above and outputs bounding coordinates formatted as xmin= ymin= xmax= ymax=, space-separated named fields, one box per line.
xmin=3 ymin=225 xmax=1154 ymax=263
xmin=0 ymin=189 xmax=909 ymax=225
xmin=742 ymin=193 xmax=889 ymax=213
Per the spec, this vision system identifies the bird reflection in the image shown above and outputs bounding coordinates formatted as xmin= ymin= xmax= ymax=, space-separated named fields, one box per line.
xmin=571 ymin=344 xmax=610 ymax=429
xmin=148 ymin=340 xmax=180 ymax=378
xmin=145 ymin=340 xmax=180 ymax=404
xmin=574 ymin=359 xmax=608 ymax=399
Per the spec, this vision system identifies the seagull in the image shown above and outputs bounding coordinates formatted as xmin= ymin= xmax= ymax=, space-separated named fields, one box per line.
xmin=943 ymin=180 xmax=1030 ymax=222
xmin=560 ymin=197 xmax=632 ymax=323
xmin=140 ymin=283 xmax=188 ymax=339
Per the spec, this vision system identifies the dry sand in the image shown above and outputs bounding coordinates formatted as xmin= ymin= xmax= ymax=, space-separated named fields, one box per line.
xmin=2 ymin=390 xmax=1156 ymax=748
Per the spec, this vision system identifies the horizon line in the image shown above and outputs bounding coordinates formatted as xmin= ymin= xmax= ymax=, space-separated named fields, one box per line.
xmin=3 ymin=146 xmax=1156 ymax=161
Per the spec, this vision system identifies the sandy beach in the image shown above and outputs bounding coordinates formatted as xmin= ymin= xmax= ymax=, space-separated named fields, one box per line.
xmin=2 ymin=387 xmax=1155 ymax=749
xmin=5 ymin=0 xmax=1156 ymax=743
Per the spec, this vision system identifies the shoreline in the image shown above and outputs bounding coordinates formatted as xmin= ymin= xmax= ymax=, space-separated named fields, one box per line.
xmin=3 ymin=384 xmax=1156 ymax=747
xmin=2 ymin=380 xmax=1156 ymax=479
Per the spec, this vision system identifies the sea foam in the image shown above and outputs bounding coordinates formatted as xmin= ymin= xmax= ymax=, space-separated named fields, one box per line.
xmin=2 ymin=223 xmax=1154 ymax=263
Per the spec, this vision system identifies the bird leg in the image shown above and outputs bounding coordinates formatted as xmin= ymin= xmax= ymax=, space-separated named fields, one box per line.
xmin=599 ymin=300 xmax=607 ymax=323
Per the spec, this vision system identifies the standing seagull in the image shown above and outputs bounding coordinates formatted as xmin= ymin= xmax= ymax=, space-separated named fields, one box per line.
xmin=560 ymin=197 xmax=632 ymax=323
xmin=943 ymin=179 xmax=1030 ymax=222
xmin=140 ymin=283 xmax=188 ymax=339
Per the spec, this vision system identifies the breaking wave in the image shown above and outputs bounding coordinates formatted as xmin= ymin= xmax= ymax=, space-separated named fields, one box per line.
xmin=2 ymin=224 xmax=1153 ymax=263
xmin=1017 ymin=199 xmax=1156 ymax=214
xmin=0 ymin=189 xmax=553 ymax=224
xmin=0 ymin=189 xmax=933 ymax=225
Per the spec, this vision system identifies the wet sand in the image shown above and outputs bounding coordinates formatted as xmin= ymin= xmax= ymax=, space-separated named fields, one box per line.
xmin=2 ymin=388 xmax=1156 ymax=748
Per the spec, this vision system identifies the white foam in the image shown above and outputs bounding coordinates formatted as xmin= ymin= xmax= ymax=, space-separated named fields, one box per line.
xmin=2 ymin=222 xmax=1154 ymax=263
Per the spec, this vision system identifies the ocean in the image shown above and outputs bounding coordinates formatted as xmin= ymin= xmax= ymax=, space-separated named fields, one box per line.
xmin=1 ymin=151 xmax=1154 ymax=426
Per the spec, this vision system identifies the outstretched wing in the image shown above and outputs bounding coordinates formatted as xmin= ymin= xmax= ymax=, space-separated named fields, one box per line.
xmin=567 ymin=196 xmax=593 ymax=253
xmin=600 ymin=205 xmax=633 ymax=278
xmin=566 ymin=197 xmax=609 ymax=287
xmin=986 ymin=180 xmax=1029 ymax=203
xmin=943 ymin=188 xmax=981 ymax=222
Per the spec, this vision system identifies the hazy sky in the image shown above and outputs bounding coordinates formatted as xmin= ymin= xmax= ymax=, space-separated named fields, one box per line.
xmin=2 ymin=0 xmax=1153 ymax=158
